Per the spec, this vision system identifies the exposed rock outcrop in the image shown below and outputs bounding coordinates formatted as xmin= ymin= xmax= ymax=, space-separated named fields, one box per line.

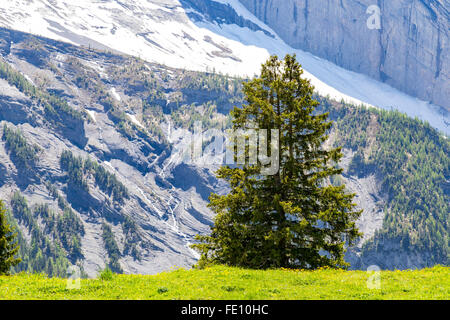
xmin=239 ymin=0 xmax=449 ymax=109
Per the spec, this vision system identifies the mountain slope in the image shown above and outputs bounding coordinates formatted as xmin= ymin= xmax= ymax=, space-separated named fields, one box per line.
xmin=239 ymin=0 xmax=449 ymax=110
xmin=0 ymin=28 xmax=234 ymax=276
xmin=0 ymin=28 xmax=448 ymax=274
xmin=0 ymin=0 xmax=448 ymax=134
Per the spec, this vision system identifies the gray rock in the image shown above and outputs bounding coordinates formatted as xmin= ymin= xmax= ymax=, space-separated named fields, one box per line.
xmin=239 ymin=0 xmax=449 ymax=109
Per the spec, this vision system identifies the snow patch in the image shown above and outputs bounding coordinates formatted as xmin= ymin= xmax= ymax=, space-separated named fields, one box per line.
xmin=126 ymin=113 xmax=144 ymax=128
xmin=85 ymin=109 xmax=96 ymax=123
xmin=109 ymin=87 xmax=121 ymax=101
xmin=0 ymin=0 xmax=447 ymax=134
xmin=103 ymin=161 xmax=114 ymax=171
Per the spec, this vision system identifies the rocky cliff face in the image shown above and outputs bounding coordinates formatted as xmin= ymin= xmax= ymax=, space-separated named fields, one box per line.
xmin=0 ymin=28 xmax=387 ymax=274
xmin=0 ymin=26 xmax=447 ymax=274
xmin=0 ymin=28 xmax=234 ymax=276
xmin=239 ymin=0 xmax=449 ymax=109
xmin=0 ymin=0 xmax=448 ymax=134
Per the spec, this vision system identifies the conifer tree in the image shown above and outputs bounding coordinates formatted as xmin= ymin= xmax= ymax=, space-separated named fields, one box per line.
xmin=193 ymin=55 xmax=362 ymax=269
xmin=0 ymin=200 xmax=21 ymax=275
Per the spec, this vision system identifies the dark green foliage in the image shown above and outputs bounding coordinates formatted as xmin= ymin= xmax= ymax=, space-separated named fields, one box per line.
xmin=2 ymin=124 xmax=41 ymax=168
xmin=122 ymin=216 xmax=141 ymax=261
xmin=98 ymin=267 xmax=115 ymax=281
xmin=193 ymin=55 xmax=362 ymax=269
xmin=11 ymin=191 xmax=84 ymax=267
xmin=85 ymin=159 xmax=129 ymax=202
xmin=324 ymin=100 xmax=449 ymax=266
xmin=37 ymin=185 xmax=85 ymax=261
xmin=0 ymin=200 xmax=21 ymax=275
xmin=55 ymin=208 xmax=85 ymax=260
xmin=60 ymin=150 xmax=129 ymax=203
xmin=0 ymin=58 xmax=38 ymax=97
xmin=101 ymin=222 xmax=123 ymax=273
xmin=157 ymin=286 xmax=168 ymax=294
xmin=0 ymin=30 xmax=447 ymax=272
xmin=8 ymin=192 xmax=72 ymax=277
xmin=60 ymin=150 xmax=88 ymax=191
xmin=10 ymin=191 xmax=34 ymax=228
xmin=0 ymin=58 xmax=83 ymax=122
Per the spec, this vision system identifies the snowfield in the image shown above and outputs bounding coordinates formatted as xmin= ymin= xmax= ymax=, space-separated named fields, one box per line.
xmin=0 ymin=0 xmax=447 ymax=134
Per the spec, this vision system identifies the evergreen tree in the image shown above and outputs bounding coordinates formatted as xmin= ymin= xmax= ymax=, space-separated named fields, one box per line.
xmin=0 ymin=200 xmax=21 ymax=274
xmin=193 ymin=55 xmax=362 ymax=269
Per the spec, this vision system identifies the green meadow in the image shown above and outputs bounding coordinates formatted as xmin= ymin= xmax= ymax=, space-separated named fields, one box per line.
xmin=0 ymin=265 xmax=448 ymax=300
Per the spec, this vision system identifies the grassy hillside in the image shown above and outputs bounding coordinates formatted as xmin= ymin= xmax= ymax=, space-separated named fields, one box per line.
xmin=0 ymin=265 xmax=448 ymax=300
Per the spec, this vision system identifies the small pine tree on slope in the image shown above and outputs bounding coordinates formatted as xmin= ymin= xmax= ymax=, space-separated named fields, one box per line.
xmin=0 ymin=200 xmax=21 ymax=275
xmin=192 ymin=54 xmax=362 ymax=269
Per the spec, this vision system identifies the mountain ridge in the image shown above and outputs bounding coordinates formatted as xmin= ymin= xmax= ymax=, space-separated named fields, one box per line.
xmin=239 ymin=0 xmax=449 ymax=109
xmin=0 ymin=0 xmax=448 ymax=134
xmin=0 ymin=4 xmax=448 ymax=275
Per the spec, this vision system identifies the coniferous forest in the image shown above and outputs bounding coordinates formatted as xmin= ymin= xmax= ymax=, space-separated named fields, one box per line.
xmin=0 ymin=28 xmax=447 ymax=280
